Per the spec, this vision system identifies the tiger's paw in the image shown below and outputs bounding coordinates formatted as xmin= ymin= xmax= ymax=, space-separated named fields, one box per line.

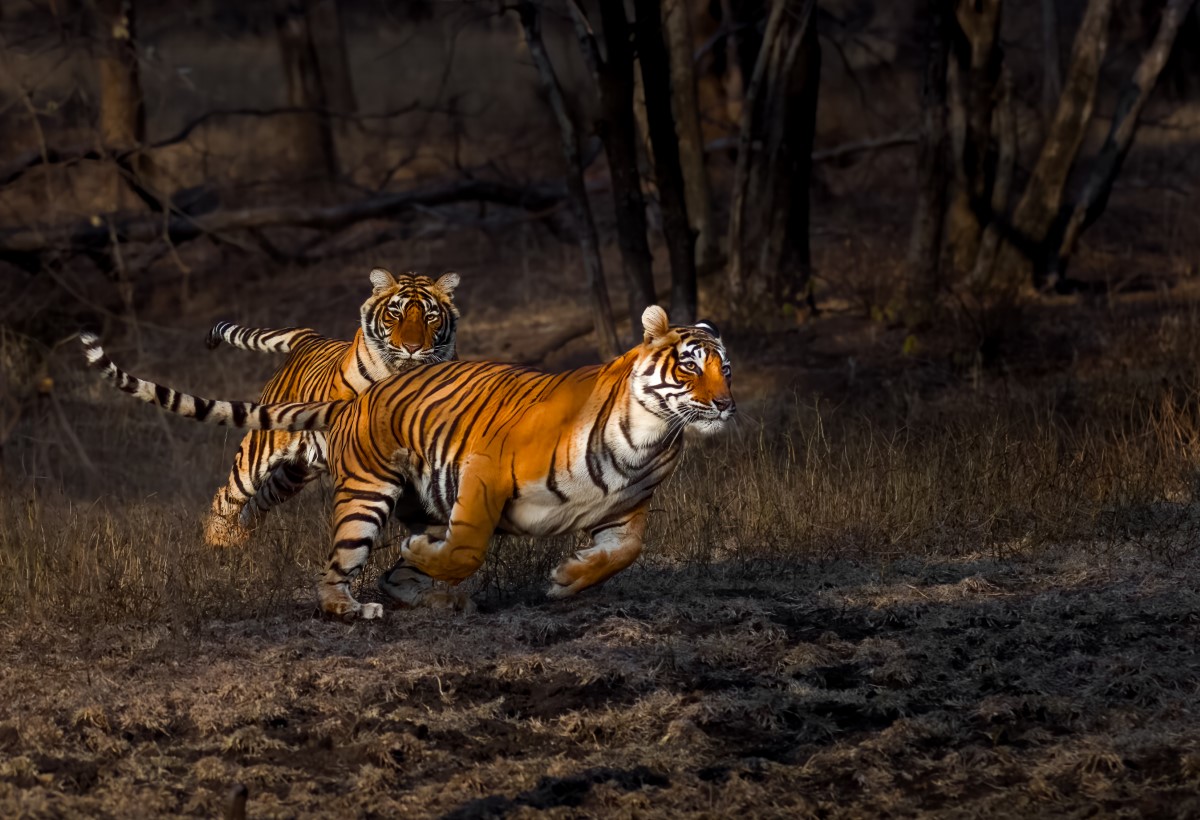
xmin=546 ymin=564 xmax=586 ymax=599
xmin=320 ymin=600 xmax=384 ymax=622
xmin=203 ymin=514 xmax=251 ymax=549
xmin=379 ymin=562 xmax=476 ymax=613
xmin=378 ymin=561 xmax=432 ymax=607
xmin=359 ymin=602 xmax=384 ymax=619
xmin=319 ymin=583 xmax=384 ymax=621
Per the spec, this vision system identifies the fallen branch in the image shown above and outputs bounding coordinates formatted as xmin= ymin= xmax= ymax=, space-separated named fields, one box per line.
xmin=0 ymin=177 xmax=567 ymax=257
xmin=704 ymin=130 xmax=917 ymax=162
xmin=0 ymin=104 xmax=425 ymax=189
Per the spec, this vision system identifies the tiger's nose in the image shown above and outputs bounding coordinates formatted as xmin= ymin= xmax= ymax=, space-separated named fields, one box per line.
xmin=403 ymin=342 xmax=422 ymax=354
xmin=713 ymin=396 xmax=735 ymax=413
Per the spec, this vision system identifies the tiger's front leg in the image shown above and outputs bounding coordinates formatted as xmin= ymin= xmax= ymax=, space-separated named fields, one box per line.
xmin=205 ymin=430 xmax=295 ymax=548
xmin=400 ymin=465 xmax=505 ymax=589
xmin=547 ymin=505 xmax=648 ymax=598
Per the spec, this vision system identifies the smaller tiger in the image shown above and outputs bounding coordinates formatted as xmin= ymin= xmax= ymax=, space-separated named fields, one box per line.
xmin=202 ymin=268 xmax=460 ymax=548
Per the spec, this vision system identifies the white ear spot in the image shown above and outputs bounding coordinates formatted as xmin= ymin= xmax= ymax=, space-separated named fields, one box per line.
xmin=642 ymin=305 xmax=670 ymax=343
xmin=695 ymin=319 xmax=720 ymax=338
xmin=369 ymin=268 xmax=397 ymax=293
xmin=435 ymin=272 xmax=461 ymax=296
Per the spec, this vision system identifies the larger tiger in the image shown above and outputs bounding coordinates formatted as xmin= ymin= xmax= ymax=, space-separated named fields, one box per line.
xmin=80 ymin=306 xmax=734 ymax=620
xmin=202 ymin=268 xmax=459 ymax=548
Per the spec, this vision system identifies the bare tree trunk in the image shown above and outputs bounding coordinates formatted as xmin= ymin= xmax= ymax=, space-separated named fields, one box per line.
xmin=998 ymin=0 xmax=1115 ymax=292
xmin=569 ymin=1 xmax=657 ymax=337
xmin=662 ymin=0 xmax=718 ymax=274
xmin=945 ymin=0 xmax=1001 ymax=275
xmin=634 ymin=0 xmax=698 ymax=323
xmin=306 ymin=0 xmax=357 ymax=115
xmin=905 ymin=0 xmax=952 ymax=327
xmin=275 ymin=0 xmax=337 ymax=184
xmin=1041 ymin=0 xmax=1063 ymax=120
xmin=517 ymin=2 xmax=620 ymax=359
xmin=970 ymin=68 xmax=1016 ymax=286
xmin=718 ymin=0 xmax=746 ymax=127
xmin=726 ymin=0 xmax=820 ymax=310
xmin=1054 ymin=0 xmax=1196 ymax=276
xmin=84 ymin=0 xmax=156 ymax=218
xmin=93 ymin=0 xmax=143 ymax=151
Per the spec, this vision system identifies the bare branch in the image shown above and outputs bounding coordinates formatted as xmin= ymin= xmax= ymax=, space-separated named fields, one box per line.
xmin=0 ymin=177 xmax=567 ymax=258
xmin=516 ymin=0 xmax=619 ymax=359
xmin=1056 ymin=0 xmax=1197 ymax=269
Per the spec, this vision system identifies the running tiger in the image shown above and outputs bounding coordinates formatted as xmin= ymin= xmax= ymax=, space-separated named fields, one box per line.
xmin=80 ymin=306 xmax=734 ymax=619
xmin=202 ymin=268 xmax=459 ymax=547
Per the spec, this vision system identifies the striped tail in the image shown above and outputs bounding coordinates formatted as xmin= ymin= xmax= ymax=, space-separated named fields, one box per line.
xmin=80 ymin=333 xmax=341 ymax=432
xmin=205 ymin=322 xmax=318 ymax=354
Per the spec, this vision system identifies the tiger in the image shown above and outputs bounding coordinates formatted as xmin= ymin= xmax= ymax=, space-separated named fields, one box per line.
xmin=79 ymin=305 xmax=735 ymax=620
xmin=201 ymin=268 xmax=460 ymax=548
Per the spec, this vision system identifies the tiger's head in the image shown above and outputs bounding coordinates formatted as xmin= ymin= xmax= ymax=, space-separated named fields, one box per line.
xmin=632 ymin=305 xmax=735 ymax=435
xmin=362 ymin=268 xmax=460 ymax=369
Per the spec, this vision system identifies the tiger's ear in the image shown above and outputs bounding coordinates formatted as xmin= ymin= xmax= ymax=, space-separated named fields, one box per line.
xmin=695 ymin=319 xmax=720 ymax=339
xmin=435 ymin=272 xmax=460 ymax=296
xmin=642 ymin=305 xmax=671 ymax=345
xmin=369 ymin=268 xmax=397 ymax=294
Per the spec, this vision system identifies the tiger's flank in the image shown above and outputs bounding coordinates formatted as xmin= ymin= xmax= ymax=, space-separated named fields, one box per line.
xmin=81 ymin=305 xmax=734 ymax=621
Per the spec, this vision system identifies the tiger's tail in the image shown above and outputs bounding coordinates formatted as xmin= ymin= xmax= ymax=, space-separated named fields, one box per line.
xmin=205 ymin=322 xmax=318 ymax=354
xmin=80 ymin=333 xmax=341 ymax=431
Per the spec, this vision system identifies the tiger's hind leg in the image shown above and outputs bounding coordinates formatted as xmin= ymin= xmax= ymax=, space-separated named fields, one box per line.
xmin=319 ymin=482 xmax=405 ymax=620
xmin=247 ymin=459 xmax=319 ymax=520
xmin=378 ymin=525 xmax=476 ymax=613
xmin=547 ymin=505 xmax=648 ymax=598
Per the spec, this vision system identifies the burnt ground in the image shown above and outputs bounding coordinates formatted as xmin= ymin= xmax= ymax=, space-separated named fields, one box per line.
xmin=3 ymin=550 xmax=1200 ymax=818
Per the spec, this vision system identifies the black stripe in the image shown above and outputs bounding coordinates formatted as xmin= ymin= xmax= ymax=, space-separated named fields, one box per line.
xmin=546 ymin=442 xmax=568 ymax=503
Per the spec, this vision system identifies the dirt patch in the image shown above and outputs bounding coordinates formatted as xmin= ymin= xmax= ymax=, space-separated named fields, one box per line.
xmin=3 ymin=555 xmax=1200 ymax=817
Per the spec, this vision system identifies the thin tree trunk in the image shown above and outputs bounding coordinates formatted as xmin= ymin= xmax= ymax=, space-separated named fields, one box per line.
xmin=728 ymin=0 xmax=785 ymax=301
xmin=970 ymin=68 xmax=1016 ymax=286
xmin=1055 ymin=0 xmax=1196 ymax=274
xmin=306 ymin=0 xmax=357 ymax=115
xmin=945 ymin=0 xmax=1001 ymax=275
xmin=85 ymin=0 xmax=155 ymax=217
xmin=905 ymin=0 xmax=952 ymax=326
xmin=93 ymin=0 xmax=143 ymax=151
xmin=517 ymin=2 xmax=620 ymax=359
xmin=275 ymin=0 xmax=337 ymax=183
xmin=634 ymin=0 xmax=698 ymax=324
xmin=662 ymin=0 xmax=718 ymax=274
xmin=718 ymin=0 xmax=746 ymax=127
xmin=776 ymin=11 xmax=820 ymax=303
xmin=726 ymin=0 xmax=819 ymax=310
xmin=569 ymin=0 xmax=657 ymax=337
xmin=999 ymin=0 xmax=1116 ymax=292
xmin=1041 ymin=0 xmax=1063 ymax=120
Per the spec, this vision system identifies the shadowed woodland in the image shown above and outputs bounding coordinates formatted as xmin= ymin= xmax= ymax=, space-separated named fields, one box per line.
xmin=4 ymin=0 xmax=1200 ymax=816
